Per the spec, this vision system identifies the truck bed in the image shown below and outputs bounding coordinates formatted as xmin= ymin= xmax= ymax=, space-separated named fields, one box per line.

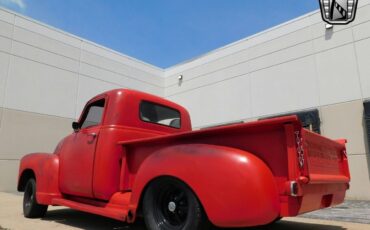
xmin=118 ymin=115 xmax=350 ymax=217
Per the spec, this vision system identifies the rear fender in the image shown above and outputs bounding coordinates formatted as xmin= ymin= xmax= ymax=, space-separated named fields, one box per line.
xmin=129 ymin=144 xmax=280 ymax=227
xmin=18 ymin=153 xmax=61 ymax=204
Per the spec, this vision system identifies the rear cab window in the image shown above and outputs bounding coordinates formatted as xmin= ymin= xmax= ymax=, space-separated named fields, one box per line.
xmin=140 ymin=101 xmax=181 ymax=129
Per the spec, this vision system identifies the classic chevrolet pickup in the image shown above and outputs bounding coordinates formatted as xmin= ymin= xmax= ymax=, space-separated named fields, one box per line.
xmin=18 ymin=89 xmax=350 ymax=230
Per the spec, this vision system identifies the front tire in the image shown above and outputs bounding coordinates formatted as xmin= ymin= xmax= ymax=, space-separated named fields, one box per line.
xmin=23 ymin=178 xmax=48 ymax=218
xmin=143 ymin=177 xmax=209 ymax=230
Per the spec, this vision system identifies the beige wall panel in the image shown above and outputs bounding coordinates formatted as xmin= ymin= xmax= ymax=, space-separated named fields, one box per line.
xmin=0 ymin=160 xmax=19 ymax=192
xmin=251 ymin=56 xmax=319 ymax=117
xmin=347 ymin=154 xmax=370 ymax=200
xmin=0 ymin=109 xmax=72 ymax=159
xmin=13 ymin=27 xmax=81 ymax=60
xmin=0 ymin=52 xmax=10 ymax=108
xmin=355 ymin=38 xmax=370 ymax=99
xmin=12 ymin=41 xmax=80 ymax=73
xmin=4 ymin=56 xmax=78 ymax=118
xmin=0 ymin=107 xmax=3 ymax=129
xmin=320 ymin=100 xmax=367 ymax=155
xmin=315 ymin=44 xmax=361 ymax=105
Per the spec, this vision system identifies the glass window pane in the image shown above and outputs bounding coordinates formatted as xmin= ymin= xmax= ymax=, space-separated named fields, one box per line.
xmin=140 ymin=101 xmax=181 ymax=128
xmin=81 ymin=99 xmax=105 ymax=129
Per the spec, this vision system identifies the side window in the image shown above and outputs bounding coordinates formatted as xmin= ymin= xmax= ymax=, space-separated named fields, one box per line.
xmin=140 ymin=101 xmax=181 ymax=128
xmin=80 ymin=99 xmax=105 ymax=129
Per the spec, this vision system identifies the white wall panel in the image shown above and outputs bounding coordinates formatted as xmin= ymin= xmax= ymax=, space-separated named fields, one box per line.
xmin=355 ymin=38 xmax=370 ymax=99
xmin=0 ymin=9 xmax=14 ymax=24
xmin=81 ymin=50 xmax=163 ymax=88
xmin=75 ymin=76 xmax=122 ymax=118
xmin=14 ymin=16 xmax=81 ymax=48
xmin=312 ymin=27 xmax=353 ymax=52
xmin=4 ymin=56 xmax=78 ymax=118
xmin=0 ymin=36 xmax=11 ymax=53
xmin=13 ymin=27 xmax=81 ymax=60
xmin=81 ymin=42 xmax=163 ymax=77
xmin=0 ymin=20 xmax=13 ymax=39
xmin=315 ymin=44 xmax=361 ymax=105
xmin=251 ymin=56 xmax=319 ymax=117
xmin=12 ymin=41 xmax=80 ymax=72
xmin=249 ymin=41 xmax=313 ymax=73
xmin=0 ymin=52 xmax=10 ymax=108
xmin=166 ymin=61 xmax=250 ymax=96
xmin=79 ymin=63 xmax=161 ymax=96
xmin=352 ymin=20 xmax=370 ymax=42
xmin=353 ymin=2 xmax=370 ymax=25
xmin=168 ymin=74 xmax=252 ymax=128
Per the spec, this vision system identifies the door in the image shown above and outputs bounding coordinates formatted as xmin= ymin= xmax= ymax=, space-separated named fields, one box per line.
xmin=59 ymin=98 xmax=106 ymax=198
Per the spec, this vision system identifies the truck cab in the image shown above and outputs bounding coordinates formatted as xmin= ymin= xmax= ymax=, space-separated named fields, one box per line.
xmin=57 ymin=89 xmax=191 ymax=200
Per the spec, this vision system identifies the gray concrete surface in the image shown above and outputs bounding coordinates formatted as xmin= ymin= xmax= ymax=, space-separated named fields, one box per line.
xmin=302 ymin=200 xmax=370 ymax=224
xmin=1 ymin=192 xmax=370 ymax=230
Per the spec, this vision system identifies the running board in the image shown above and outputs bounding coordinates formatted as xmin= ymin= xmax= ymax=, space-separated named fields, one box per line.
xmin=52 ymin=197 xmax=128 ymax=221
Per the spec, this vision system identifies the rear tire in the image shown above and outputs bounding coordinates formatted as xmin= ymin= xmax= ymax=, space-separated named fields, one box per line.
xmin=143 ymin=177 xmax=209 ymax=230
xmin=23 ymin=178 xmax=48 ymax=218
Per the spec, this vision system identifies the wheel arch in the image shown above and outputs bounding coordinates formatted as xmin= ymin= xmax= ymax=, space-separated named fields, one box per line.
xmin=17 ymin=153 xmax=61 ymax=204
xmin=128 ymin=144 xmax=280 ymax=227
xmin=17 ymin=169 xmax=36 ymax=191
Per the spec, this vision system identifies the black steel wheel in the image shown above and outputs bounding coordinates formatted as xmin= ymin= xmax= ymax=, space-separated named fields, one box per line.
xmin=23 ymin=178 xmax=48 ymax=218
xmin=143 ymin=177 xmax=209 ymax=230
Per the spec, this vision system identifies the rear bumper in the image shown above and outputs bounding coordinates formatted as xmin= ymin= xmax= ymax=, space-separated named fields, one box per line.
xmin=280 ymin=183 xmax=348 ymax=216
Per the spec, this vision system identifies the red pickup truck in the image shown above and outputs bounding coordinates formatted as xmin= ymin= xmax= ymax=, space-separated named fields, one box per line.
xmin=17 ymin=89 xmax=350 ymax=230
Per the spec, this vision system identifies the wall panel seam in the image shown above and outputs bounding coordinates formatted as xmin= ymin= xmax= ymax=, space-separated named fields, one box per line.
xmin=165 ymin=40 xmax=362 ymax=98
xmin=165 ymin=15 xmax=370 ymax=83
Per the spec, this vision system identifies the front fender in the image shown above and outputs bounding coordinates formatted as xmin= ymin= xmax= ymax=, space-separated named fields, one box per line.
xmin=18 ymin=153 xmax=61 ymax=204
xmin=129 ymin=144 xmax=280 ymax=227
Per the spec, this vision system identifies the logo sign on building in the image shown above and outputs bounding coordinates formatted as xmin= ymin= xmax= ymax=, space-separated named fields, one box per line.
xmin=319 ymin=0 xmax=358 ymax=25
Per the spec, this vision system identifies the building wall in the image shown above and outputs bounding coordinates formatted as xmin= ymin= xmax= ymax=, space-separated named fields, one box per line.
xmin=1 ymin=1 xmax=370 ymax=201
xmin=164 ymin=0 xmax=370 ymax=199
xmin=0 ymin=8 xmax=164 ymax=191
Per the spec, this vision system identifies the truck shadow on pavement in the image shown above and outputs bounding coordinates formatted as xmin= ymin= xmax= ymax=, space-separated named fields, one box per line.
xmin=41 ymin=208 xmax=346 ymax=230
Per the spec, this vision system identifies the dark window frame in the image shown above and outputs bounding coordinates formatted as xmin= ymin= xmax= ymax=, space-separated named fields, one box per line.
xmin=260 ymin=109 xmax=321 ymax=134
xmin=139 ymin=100 xmax=181 ymax=129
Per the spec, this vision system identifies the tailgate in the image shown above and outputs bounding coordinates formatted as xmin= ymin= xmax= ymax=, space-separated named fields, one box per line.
xmin=285 ymin=128 xmax=351 ymax=215
xmin=301 ymin=129 xmax=350 ymax=184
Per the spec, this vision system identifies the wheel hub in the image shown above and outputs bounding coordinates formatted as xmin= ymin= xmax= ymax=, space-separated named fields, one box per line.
xmin=168 ymin=201 xmax=176 ymax=212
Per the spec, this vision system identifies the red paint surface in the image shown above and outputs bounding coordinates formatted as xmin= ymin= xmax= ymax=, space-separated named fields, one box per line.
xmin=18 ymin=89 xmax=350 ymax=227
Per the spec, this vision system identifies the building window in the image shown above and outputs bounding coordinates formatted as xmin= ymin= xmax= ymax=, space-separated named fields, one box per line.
xmin=363 ymin=101 xmax=370 ymax=149
xmin=261 ymin=109 xmax=321 ymax=134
